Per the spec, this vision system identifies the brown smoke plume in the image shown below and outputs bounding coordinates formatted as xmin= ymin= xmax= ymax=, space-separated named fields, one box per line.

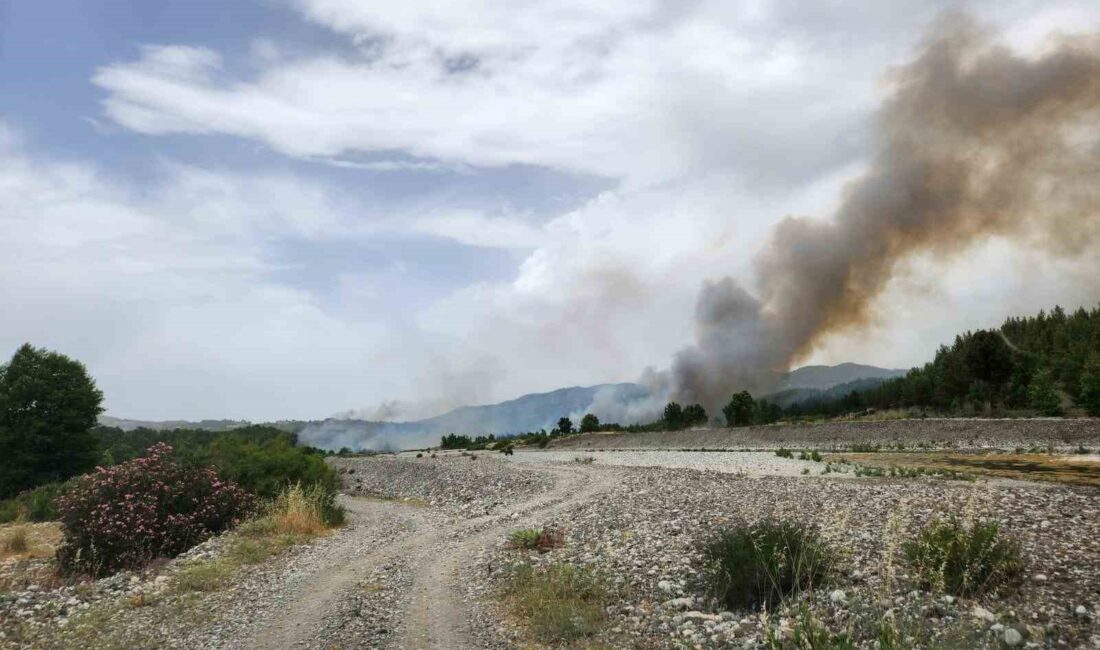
xmin=670 ymin=16 xmax=1100 ymax=410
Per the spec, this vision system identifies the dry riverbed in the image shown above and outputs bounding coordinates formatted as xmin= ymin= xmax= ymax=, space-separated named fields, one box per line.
xmin=3 ymin=430 xmax=1100 ymax=649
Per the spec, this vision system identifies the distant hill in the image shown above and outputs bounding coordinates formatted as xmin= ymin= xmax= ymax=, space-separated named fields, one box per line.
xmin=99 ymin=363 xmax=905 ymax=450
xmin=764 ymin=377 xmax=899 ymax=409
xmin=776 ymin=363 xmax=907 ymax=391
xmin=98 ymin=416 xmax=251 ymax=432
xmin=292 ymin=383 xmax=649 ymax=451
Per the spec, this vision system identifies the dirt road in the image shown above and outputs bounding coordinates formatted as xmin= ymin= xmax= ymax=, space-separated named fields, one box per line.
xmin=243 ymin=463 xmax=619 ymax=650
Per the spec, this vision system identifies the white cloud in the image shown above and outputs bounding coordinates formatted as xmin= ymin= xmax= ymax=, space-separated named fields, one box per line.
xmin=409 ymin=212 xmax=546 ymax=249
xmin=12 ymin=1 xmax=1099 ymax=424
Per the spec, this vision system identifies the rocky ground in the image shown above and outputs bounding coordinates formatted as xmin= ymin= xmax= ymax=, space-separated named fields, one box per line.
xmin=3 ymin=422 xmax=1099 ymax=649
xmin=473 ymin=454 xmax=1100 ymax=648
xmin=550 ymin=418 xmax=1100 ymax=452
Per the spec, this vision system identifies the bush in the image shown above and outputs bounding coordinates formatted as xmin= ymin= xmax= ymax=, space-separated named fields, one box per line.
xmin=3 ymin=526 xmax=29 ymax=553
xmin=56 ymin=443 xmax=253 ymax=576
xmin=507 ymin=527 xmax=564 ymax=552
xmin=504 ymin=562 xmax=612 ymax=642
xmin=267 ymin=483 xmax=345 ymax=533
xmin=701 ymin=520 xmax=832 ymax=610
xmin=775 ymin=448 xmax=793 ymax=459
xmin=904 ymin=517 xmax=1023 ymax=597
xmin=0 ymin=482 xmax=67 ymax=523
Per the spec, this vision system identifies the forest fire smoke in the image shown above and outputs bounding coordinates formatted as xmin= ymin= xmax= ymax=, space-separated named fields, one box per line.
xmin=668 ymin=17 xmax=1100 ymax=409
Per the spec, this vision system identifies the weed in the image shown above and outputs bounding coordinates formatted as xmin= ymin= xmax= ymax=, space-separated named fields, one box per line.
xmin=904 ymin=517 xmax=1023 ymax=597
xmin=503 ymin=562 xmax=613 ymax=643
xmin=701 ymin=520 xmax=832 ymax=610
xmin=573 ymin=456 xmax=595 ymax=464
xmin=507 ymin=527 xmax=565 ymax=552
xmin=3 ymin=526 xmax=29 ymax=553
xmin=775 ymin=448 xmax=794 ymax=459
xmin=767 ymin=607 xmax=854 ymax=649
xmin=172 ymin=560 xmax=234 ymax=593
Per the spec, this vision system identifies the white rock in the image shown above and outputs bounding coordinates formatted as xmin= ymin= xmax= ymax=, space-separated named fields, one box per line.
xmin=657 ymin=580 xmax=676 ymax=593
xmin=1004 ymin=628 xmax=1023 ymax=646
xmin=972 ymin=606 xmax=996 ymax=623
xmin=829 ymin=589 xmax=847 ymax=605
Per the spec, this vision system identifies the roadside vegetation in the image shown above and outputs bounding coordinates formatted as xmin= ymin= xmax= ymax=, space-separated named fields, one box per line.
xmin=503 ymin=562 xmax=616 ymax=644
xmin=701 ymin=520 xmax=833 ymax=610
xmin=506 ymin=526 xmax=564 ymax=552
xmin=904 ymin=517 xmax=1023 ymax=597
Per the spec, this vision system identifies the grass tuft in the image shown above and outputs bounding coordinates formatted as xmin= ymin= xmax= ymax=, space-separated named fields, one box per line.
xmin=3 ymin=525 xmax=29 ymax=553
xmin=503 ymin=562 xmax=613 ymax=643
xmin=701 ymin=520 xmax=832 ymax=610
xmin=507 ymin=527 xmax=565 ymax=552
xmin=904 ymin=517 xmax=1023 ymax=597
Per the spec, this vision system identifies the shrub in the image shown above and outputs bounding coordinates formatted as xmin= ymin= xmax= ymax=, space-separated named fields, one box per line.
xmin=701 ymin=520 xmax=832 ymax=610
xmin=775 ymin=448 xmax=793 ymax=459
xmin=3 ymin=526 xmax=29 ymax=553
xmin=56 ymin=443 xmax=253 ymax=576
xmin=504 ymin=562 xmax=612 ymax=642
xmin=904 ymin=517 xmax=1023 ymax=597
xmin=507 ymin=527 xmax=564 ymax=552
xmin=267 ymin=483 xmax=345 ymax=534
xmin=0 ymin=482 xmax=67 ymax=523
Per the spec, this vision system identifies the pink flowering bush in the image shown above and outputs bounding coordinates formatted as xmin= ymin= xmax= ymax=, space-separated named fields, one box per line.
xmin=56 ymin=443 xmax=253 ymax=576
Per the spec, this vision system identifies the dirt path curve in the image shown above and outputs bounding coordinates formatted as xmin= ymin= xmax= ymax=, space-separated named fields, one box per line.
xmin=394 ymin=465 xmax=619 ymax=650
xmin=245 ymin=463 xmax=615 ymax=650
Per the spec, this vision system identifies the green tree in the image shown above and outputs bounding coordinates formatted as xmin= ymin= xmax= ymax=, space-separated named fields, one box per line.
xmin=1080 ymin=353 xmax=1100 ymax=417
xmin=722 ymin=391 xmax=755 ymax=427
xmin=579 ymin=413 xmax=600 ymax=433
xmin=662 ymin=402 xmax=684 ymax=430
xmin=682 ymin=403 xmax=707 ymax=427
xmin=557 ymin=417 xmax=574 ymax=435
xmin=0 ymin=344 xmax=104 ymax=498
xmin=1028 ymin=368 xmax=1062 ymax=416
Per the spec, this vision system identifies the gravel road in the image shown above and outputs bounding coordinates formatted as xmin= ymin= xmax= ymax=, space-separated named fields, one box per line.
xmin=6 ymin=441 xmax=1099 ymax=649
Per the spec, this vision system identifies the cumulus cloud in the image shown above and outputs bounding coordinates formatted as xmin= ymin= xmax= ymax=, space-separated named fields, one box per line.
xmin=11 ymin=0 xmax=1100 ymax=432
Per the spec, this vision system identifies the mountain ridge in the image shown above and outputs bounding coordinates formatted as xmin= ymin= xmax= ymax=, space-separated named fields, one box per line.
xmin=100 ymin=363 xmax=905 ymax=449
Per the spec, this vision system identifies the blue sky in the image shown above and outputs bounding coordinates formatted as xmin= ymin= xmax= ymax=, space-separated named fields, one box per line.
xmin=1 ymin=0 xmax=1097 ymax=421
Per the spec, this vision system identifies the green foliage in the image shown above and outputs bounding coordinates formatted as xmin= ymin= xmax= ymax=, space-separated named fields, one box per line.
xmin=723 ymin=391 xmax=756 ymax=427
xmin=0 ymin=344 xmax=104 ymax=499
xmin=787 ymin=305 xmax=1100 ymax=417
xmin=507 ymin=527 xmax=564 ymax=551
xmin=503 ymin=562 xmax=612 ymax=643
xmin=0 ymin=481 xmax=67 ymax=523
xmin=557 ymin=417 xmax=574 ymax=435
xmin=767 ymin=607 xmax=854 ymax=649
xmin=1080 ymin=353 xmax=1100 ymax=416
xmin=1028 ymin=368 xmax=1062 ymax=416
xmin=579 ymin=413 xmax=600 ymax=433
xmin=701 ymin=520 xmax=832 ymax=610
xmin=56 ymin=443 xmax=253 ymax=576
xmin=198 ymin=433 xmax=338 ymax=500
xmin=683 ymin=403 xmax=708 ymax=427
xmin=662 ymin=402 xmax=683 ymax=429
xmin=775 ymin=448 xmax=793 ymax=458
xmin=440 ymin=433 xmax=497 ymax=450
xmin=904 ymin=517 xmax=1023 ymax=597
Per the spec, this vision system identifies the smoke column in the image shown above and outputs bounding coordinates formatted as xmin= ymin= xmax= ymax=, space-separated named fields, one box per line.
xmin=669 ymin=17 xmax=1100 ymax=410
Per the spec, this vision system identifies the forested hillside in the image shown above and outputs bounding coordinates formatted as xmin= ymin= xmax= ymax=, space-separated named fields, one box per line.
xmin=787 ymin=305 xmax=1100 ymax=417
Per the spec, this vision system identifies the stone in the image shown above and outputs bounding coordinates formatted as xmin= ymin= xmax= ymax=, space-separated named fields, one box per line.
xmin=829 ymin=589 xmax=847 ymax=606
xmin=972 ymin=606 xmax=996 ymax=623
xmin=1004 ymin=628 xmax=1023 ymax=647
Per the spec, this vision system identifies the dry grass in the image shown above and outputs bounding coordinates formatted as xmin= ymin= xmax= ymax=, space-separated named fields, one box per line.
xmin=503 ymin=562 xmax=614 ymax=644
xmin=0 ymin=522 xmax=62 ymax=561
xmin=829 ymin=452 xmax=1100 ymax=487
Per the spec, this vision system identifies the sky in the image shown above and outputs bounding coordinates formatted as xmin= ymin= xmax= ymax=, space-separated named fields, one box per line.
xmin=1 ymin=0 xmax=1098 ymax=422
